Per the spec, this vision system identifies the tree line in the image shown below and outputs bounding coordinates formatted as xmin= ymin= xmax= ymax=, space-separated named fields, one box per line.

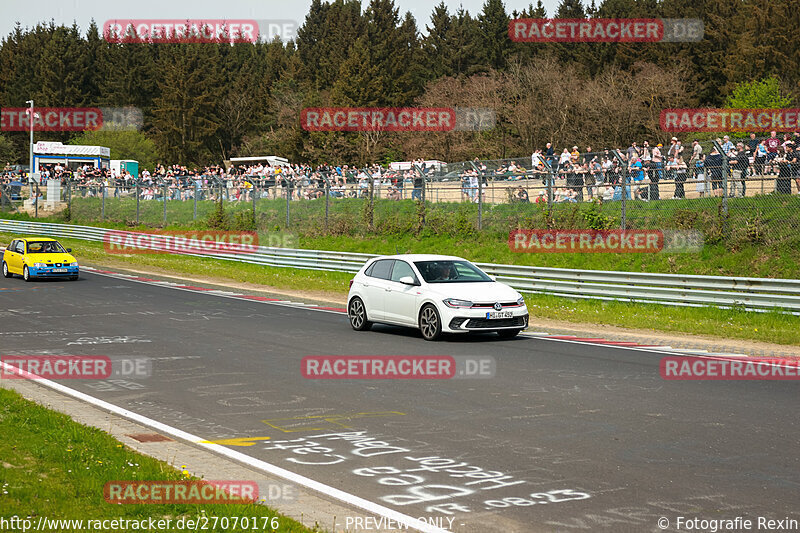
xmin=0 ymin=0 xmax=798 ymax=167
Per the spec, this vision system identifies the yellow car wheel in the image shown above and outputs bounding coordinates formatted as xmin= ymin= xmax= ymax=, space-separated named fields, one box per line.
xmin=2 ymin=261 xmax=11 ymax=278
xmin=23 ymin=265 xmax=32 ymax=282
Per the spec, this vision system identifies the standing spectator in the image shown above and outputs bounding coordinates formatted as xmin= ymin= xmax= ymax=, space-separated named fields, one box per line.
xmin=721 ymin=135 xmax=734 ymax=155
xmin=706 ymin=147 xmax=724 ymax=196
xmin=747 ymin=133 xmax=759 ymax=155
xmin=776 ymin=144 xmax=795 ymax=194
xmin=650 ymin=143 xmax=663 ymax=200
xmin=766 ymin=130 xmax=781 ymax=163
xmin=545 ymin=142 xmax=555 ymax=168
xmin=673 ymin=155 xmax=688 ymax=199
xmin=626 ymin=141 xmax=640 ymax=161
xmin=753 ymin=139 xmax=767 ymax=177
xmin=689 ymin=140 xmax=703 ymax=179
xmin=730 ymin=142 xmax=748 ymax=198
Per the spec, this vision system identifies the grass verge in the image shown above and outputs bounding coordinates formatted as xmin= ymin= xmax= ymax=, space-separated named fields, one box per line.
xmin=1 ymin=231 xmax=797 ymax=346
xmin=0 ymin=387 xmax=316 ymax=532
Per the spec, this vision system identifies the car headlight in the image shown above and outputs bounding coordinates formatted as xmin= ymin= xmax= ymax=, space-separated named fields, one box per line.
xmin=517 ymin=296 xmax=526 ymax=306
xmin=68 ymin=262 xmax=78 ymax=266
xmin=33 ymin=263 xmax=47 ymax=268
xmin=443 ymin=298 xmax=473 ymax=308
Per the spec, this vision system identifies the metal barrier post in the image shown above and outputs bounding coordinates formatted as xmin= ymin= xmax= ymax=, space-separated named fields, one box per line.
xmin=101 ymin=185 xmax=106 ymax=221
xmin=34 ymin=181 xmax=39 ymax=218
xmin=193 ymin=181 xmax=198 ymax=220
xmin=136 ymin=183 xmax=140 ymax=225
xmin=67 ymin=180 xmax=71 ymax=215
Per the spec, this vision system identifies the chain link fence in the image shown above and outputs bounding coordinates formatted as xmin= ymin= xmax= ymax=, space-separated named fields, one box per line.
xmin=4 ymin=134 xmax=799 ymax=244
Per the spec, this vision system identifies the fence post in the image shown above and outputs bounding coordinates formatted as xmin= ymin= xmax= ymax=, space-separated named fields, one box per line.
xmin=712 ymin=139 xmax=730 ymax=232
xmin=539 ymin=158 xmax=555 ymax=210
xmin=101 ymin=185 xmax=106 ymax=221
xmin=193 ymin=181 xmax=198 ymax=221
xmin=34 ymin=181 xmax=39 ymax=218
xmin=367 ymin=169 xmax=375 ymax=231
xmin=610 ymin=150 xmax=628 ymax=229
xmin=163 ymin=183 xmax=168 ymax=226
xmin=67 ymin=180 xmax=71 ymax=216
xmin=251 ymin=180 xmax=257 ymax=224
xmin=285 ymin=176 xmax=290 ymax=228
xmin=469 ymin=161 xmax=483 ymax=230
xmin=324 ymin=175 xmax=330 ymax=232
xmin=413 ymin=164 xmax=427 ymax=231
xmin=136 ymin=183 xmax=140 ymax=225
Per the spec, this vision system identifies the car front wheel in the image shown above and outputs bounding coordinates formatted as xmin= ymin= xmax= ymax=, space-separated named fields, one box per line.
xmin=23 ymin=265 xmax=32 ymax=282
xmin=2 ymin=262 xmax=11 ymax=278
xmin=419 ymin=304 xmax=442 ymax=341
xmin=348 ymin=297 xmax=372 ymax=331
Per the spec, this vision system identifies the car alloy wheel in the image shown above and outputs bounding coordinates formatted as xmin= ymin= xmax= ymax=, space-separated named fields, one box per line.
xmin=2 ymin=262 xmax=10 ymax=278
xmin=419 ymin=304 xmax=442 ymax=341
xmin=348 ymin=297 xmax=372 ymax=331
xmin=23 ymin=265 xmax=31 ymax=282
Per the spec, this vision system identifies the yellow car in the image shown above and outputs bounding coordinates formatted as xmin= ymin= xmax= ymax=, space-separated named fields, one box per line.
xmin=2 ymin=237 xmax=79 ymax=281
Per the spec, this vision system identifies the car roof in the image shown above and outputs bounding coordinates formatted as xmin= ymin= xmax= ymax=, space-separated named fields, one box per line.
xmin=372 ymin=254 xmax=466 ymax=262
xmin=18 ymin=237 xmax=59 ymax=242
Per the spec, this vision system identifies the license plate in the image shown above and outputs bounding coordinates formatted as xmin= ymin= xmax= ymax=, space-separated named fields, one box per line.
xmin=51 ymin=268 xmax=67 ymax=273
xmin=486 ymin=311 xmax=513 ymax=319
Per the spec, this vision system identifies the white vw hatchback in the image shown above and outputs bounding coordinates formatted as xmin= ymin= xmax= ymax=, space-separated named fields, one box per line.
xmin=347 ymin=254 xmax=528 ymax=341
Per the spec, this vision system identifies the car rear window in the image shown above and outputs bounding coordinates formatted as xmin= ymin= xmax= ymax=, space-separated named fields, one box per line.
xmin=368 ymin=259 xmax=394 ymax=280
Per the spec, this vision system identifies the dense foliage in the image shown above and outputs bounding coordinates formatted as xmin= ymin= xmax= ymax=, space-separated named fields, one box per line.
xmin=1 ymin=0 xmax=798 ymax=166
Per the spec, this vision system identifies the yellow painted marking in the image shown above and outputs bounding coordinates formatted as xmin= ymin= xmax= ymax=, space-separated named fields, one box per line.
xmin=199 ymin=436 xmax=272 ymax=447
xmin=262 ymin=411 xmax=406 ymax=433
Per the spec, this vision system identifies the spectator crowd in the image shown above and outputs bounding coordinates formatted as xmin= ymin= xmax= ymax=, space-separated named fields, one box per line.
xmin=3 ymin=133 xmax=800 ymax=206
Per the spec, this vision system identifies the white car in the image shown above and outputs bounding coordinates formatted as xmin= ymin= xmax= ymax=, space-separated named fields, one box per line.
xmin=347 ymin=254 xmax=529 ymax=341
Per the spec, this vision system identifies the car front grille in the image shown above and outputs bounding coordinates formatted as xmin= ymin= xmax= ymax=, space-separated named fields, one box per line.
xmin=449 ymin=315 xmax=528 ymax=330
xmin=470 ymin=302 xmax=521 ymax=308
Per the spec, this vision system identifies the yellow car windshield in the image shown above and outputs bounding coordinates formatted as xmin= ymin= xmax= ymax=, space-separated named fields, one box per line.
xmin=27 ymin=241 xmax=66 ymax=254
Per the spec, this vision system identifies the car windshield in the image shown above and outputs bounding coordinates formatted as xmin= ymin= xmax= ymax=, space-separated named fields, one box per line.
xmin=26 ymin=241 xmax=66 ymax=254
xmin=414 ymin=260 xmax=492 ymax=283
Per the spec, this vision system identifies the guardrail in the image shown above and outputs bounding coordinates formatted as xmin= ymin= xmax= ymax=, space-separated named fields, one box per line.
xmin=2 ymin=219 xmax=799 ymax=314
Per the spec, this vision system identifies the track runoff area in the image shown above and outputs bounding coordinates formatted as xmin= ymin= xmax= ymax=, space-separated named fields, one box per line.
xmin=1 ymin=268 xmax=797 ymax=533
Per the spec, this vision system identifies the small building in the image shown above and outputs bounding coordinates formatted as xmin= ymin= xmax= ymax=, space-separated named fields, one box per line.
xmin=33 ymin=141 xmax=111 ymax=173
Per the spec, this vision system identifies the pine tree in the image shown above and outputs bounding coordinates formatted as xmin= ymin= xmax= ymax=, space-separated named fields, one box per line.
xmin=478 ymin=0 xmax=511 ymax=70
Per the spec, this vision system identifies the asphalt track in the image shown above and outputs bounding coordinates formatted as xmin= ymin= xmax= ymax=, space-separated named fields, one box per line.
xmin=1 ymin=270 xmax=798 ymax=533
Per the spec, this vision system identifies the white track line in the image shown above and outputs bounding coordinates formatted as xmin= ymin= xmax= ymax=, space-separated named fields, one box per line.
xmin=0 ymin=359 xmax=449 ymax=533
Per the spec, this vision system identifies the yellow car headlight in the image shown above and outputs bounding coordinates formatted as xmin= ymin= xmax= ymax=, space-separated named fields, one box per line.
xmin=34 ymin=262 xmax=47 ymax=268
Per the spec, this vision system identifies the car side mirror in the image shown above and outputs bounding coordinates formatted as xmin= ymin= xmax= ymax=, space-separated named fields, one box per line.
xmin=399 ymin=276 xmax=418 ymax=286
xmin=66 ymin=248 xmax=71 ymax=252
